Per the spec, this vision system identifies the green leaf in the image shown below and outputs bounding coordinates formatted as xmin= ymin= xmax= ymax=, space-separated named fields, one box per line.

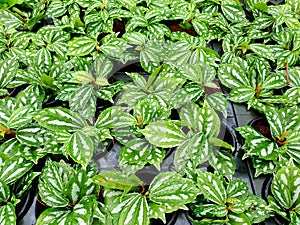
xmin=36 ymin=48 xmax=52 ymax=72
xmin=35 ymin=107 xmax=87 ymax=132
xmin=95 ymin=106 xmax=136 ymax=129
xmin=262 ymin=73 xmax=287 ymax=89
xmin=228 ymin=86 xmax=255 ymax=103
xmin=0 ymin=203 xmax=16 ymax=225
xmin=228 ymin=212 xmax=251 ymax=225
xmin=148 ymin=202 xmax=167 ymax=223
xmin=68 ymin=36 xmax=96 ymax=56
xmin=7 ymin=105 xmax=35 ymax=129
xmin=92 ymin=170 xmax=143 ymax=193
xmin=0 ymin=57 xmax=18 ymax=88
xmin=206 ymin=92 xmax=228 ymax=118
xmin=0 ymin=179 xmax=10 ymax=202
xmin=16 ymin=126 xmax=48 ymax=147
xmin=221 ymin=4 xmax=246 ymax=23
xmin=0 ymin=9 xmax=23 ymax=29
xmin=265 ymin=109 xmax=284 ymax=138
xmin=227 ymin=179 xmax=249 ymax=201
xmin=149 ymin=172 xmax=199 ymax=212
xmin=141 ymin=120 xmax=186 ymax=148
xmin=197 ymin=170 xmax=226 ymax=205
xmin=210 ymin=150 xmax=236 ymax=180
xmin=0 ymin=156 xmax=33 ymax=184
xmin=38 ymin=160 xmax=70 ymax=207
xmin=112 ymin=193 xmax=149 ymax=225
xmin=249 ymin=44 xmax=274 ymax=61
xmin=271 ymin=165 xmax=300 ymax=209
xmin=218 ymin=64 xmax=250 ymax=89
xmin=36 ymin=208 xmax=70 ymax=225
xmin=63 ymin=130 xmax=94 ymax=168
xmin=66 ymin=195 xmax=96 ymax=224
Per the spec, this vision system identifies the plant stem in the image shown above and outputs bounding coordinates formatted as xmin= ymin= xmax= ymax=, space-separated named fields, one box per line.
xmin=285 ymin=61 xmax=290 ymax=85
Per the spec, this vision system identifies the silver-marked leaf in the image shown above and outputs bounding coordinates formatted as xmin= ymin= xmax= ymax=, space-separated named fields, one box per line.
xmin=95 ymin=106 xmax=136 ymax=129
xmin=265 ymin=109 xmax=284 ymax=138
xmin=206 ymin=92 xmax=228 ymax=117
xmin=0 ymin=156 xmax=33 ymax=185
xmin=221 ymin=4 xmax=246 ymax=23
xmin=133 ymin=97 xmax=169 ymax=125
xmin=249 ymin=44 xmax=274 ymax=61
xmin=148 ymin=202 xmax=167 ymax=223
xmin=149 ymin=172 xmax=199 ymax=212
xmin=0 ymin=179 xmax=9 ymax=202
xmin=38 ymin=160 xmax=69 ymax=207
xmin=0 ymin=203 xmax=16 ymax=225
xmin=16 ymin=126 xmax=48 ymax=147
xmin=65 ymin=195 xmax=96 ymax=225
xmin=35 ymin=107 xmax=87 ymax=132
xmin=210 ymin=150 xmax=235 ymax=180
xmin=141 ymin=120 xmax=186 ymax=148
xmin=0 ymin=57 xmax=18 ymax=88
xmin=228 ymin=86 xmax=255 ymax=103
xmin=112 ymin=193 xmax=149 ymax=225
xmin=228 ymin=212 xmax=251 ymax=225
xmin=36 ymin=208 xmax=70 ymax=225
xmin=36 ymin=48 xmax=52 ymax=72
xmin=197 ymin=170 xmax=226 ymax=205
xmin=227 ymin=179 xmax=249 ymax=201
xmin=7 ymin=105 xmax=35 ymax=129
xmin=262 ymin=73 xmax=286 ymax=89
xmin=0 ymin=10 xmax=23 ymax=29
xmin=68 ymin=36 xmax=96 ymax=56
xmin=244 ymin=194 xmax=270 ymax=224
xmin=218 ymin=64 xmax=250 ymax=89
xmin=272 ymin=165 xmax=300 ymax=209
xmin=252 ymin=158 xmax=276 ymax=177
xmin=63 ymin=130 xmax=93 ymax=168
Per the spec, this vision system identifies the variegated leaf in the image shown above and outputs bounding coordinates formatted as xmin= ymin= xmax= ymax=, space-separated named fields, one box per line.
xmin=0 ymin=57 xmax=18 ymax=88
xmin=221 ymin=4 xmax=246 ymax=23
xmin=272 ymin=165 xmax=300 ymax=209
xmin=68 ymin=36 xmax=96 ymax=56
xmin=63 ymin=130 xmax=94 ymax=168
xmin=112 ymin=193 xmax=149 ymax=225
xmin=228 ymin=212 xmax=251 ymax=225
xmin=210 ymin=150 xmax=236 ymax=180
xmin=228 ymin=86 xmax=255 ymax=103
xmin=206 ymin=92 xmax=228 ymax=117
xmin=0 ymin=179 xmax=10 ymax=202
xmin=16 ymin=126 xmax=48 ymax=147
xmin=218 ymin=64 xmax=250 ymax=89
xmin=95 ymin=106 xmax=136 ymax=129
xmin=149 ymin=172 xmax=199 ymax=212
xmin=7 ymin=105 xmax=35 ymax=129
xmin=35 ymin=107 xmax=87 ymax=132
xmin=38 ymin=160 xmax=70 ymax=207
xmin=36 ymin=208 xmax=70 ymax=225
xmin=0 ymin=203 xmax=16 ymax=225
xmin=265 ymin=109 xmax=284 ymax=138
xmin=197 ymin=170 xmax=226 ymax=205
xmin=0 ymin=156 xmax=33 ymax=185
xmin=141 ymin=120 xmax=186 ymax=148
xmin=249 ymin=44 xmax=274 ymax=61
xmin=0 ymin=10 xmax=23 ymax=29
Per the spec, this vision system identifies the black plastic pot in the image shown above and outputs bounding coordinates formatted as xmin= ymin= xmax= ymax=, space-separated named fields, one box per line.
xmin=16 ymin=187 xmax=48 ymax=225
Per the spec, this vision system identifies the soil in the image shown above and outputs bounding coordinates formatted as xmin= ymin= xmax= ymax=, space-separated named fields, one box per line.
xmin=113 ymin=20 xmax=126 ymax=37
xmin=163 ymin=20 xmax=197 ymax=36
xmin=251 ymin=118 xmax=273 ymax=141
